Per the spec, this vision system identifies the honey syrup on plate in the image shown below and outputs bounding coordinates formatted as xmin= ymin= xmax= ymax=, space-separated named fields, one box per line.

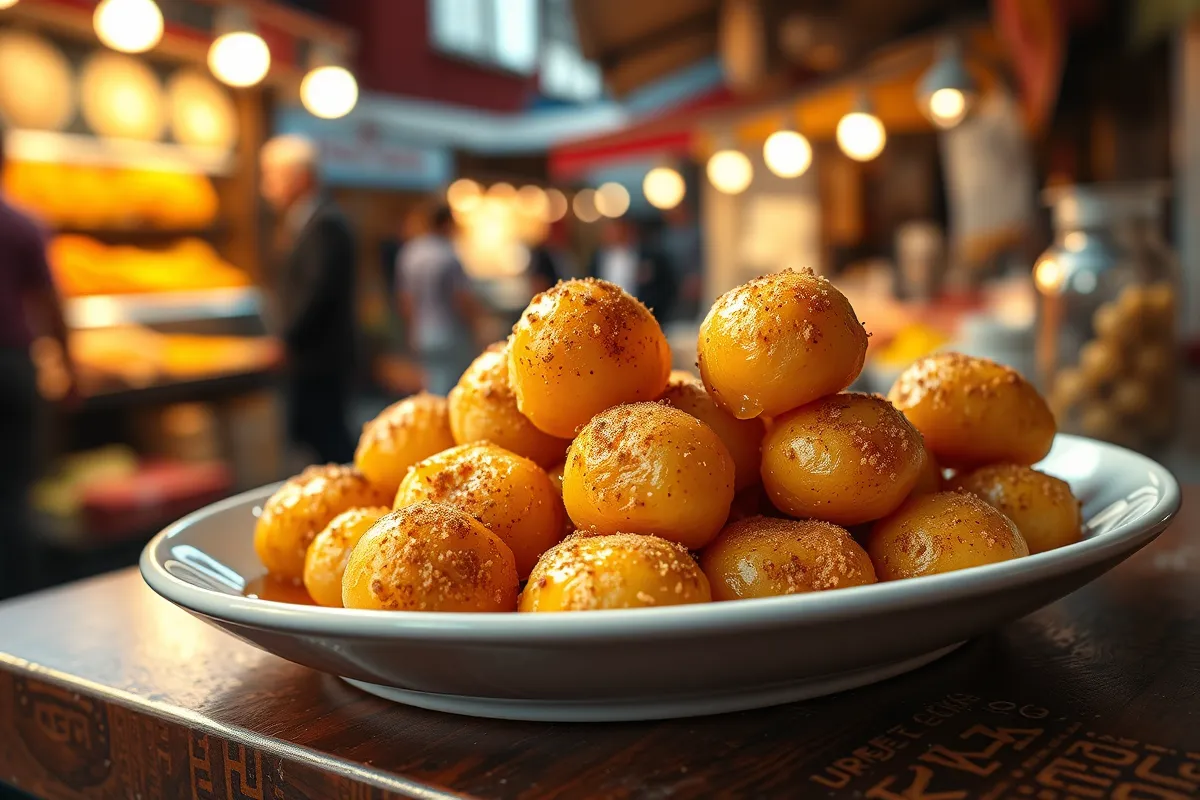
xmin=243 ymin=575 xmax=316 ymax=605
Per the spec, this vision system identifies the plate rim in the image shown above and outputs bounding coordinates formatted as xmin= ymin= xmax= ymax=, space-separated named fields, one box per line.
xmin=139 ymin=433 xmax=1181 ymax=643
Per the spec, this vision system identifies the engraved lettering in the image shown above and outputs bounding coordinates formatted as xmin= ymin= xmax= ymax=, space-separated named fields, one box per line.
xmin=1067 ymin=740 xmax=1139 ymax=766
xmin=1112 ymin=784 xmax=1193 ymax=800
xmin=1133 ymin=755 xmax=1200 ymax=792
xmin=866 ymin=766 xmax=969 ymax=800
xmin=1037 ymin=756 xmax=1112 ymax=797
xmin=890 ymin=724 xmax=924 ymax=740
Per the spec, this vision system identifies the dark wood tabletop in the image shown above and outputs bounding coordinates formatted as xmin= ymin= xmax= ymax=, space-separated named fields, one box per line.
xmin=1 ymin=489 xmax=1196 ymax=800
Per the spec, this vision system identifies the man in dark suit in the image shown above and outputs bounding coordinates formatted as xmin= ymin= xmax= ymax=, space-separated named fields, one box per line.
xmin=587 ymin=218 xmax=677 ymax=321
xmin=260 ymin=135 xmax=356 ymax=464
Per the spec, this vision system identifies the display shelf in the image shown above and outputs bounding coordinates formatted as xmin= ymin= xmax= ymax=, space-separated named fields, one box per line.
xmin=79 ymin=369 xmax=280 ymax=411
xmin=8 ymin=129 xmax=234 ymax=176
xmin=53 ymin=224 xmax=228 ymax=243
xmin=65 ymin=287 xmax=264 ymax=329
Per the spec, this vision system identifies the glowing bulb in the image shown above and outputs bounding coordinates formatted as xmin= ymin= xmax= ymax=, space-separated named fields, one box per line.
xmin=300 ymin=65 xmax=358 ymax=119
xmin=1034 ymin=256 xmax=1063 ymax=294
xmin=94 ymin=0 xmax=163 ymax=54
xmin=643 ymin=167 xmax=685 ymax=210
xmin=447 ymin=179 xmax=482 ymax=212
xmin=706 ymin=149 xmax=753 ymax=194
xmin=0 ymin=0 xmax=20 ymax=9
xmin=836 ymin=111 xmax=886 ymax=161
xmin=763 ymin=129 xmax=812 ymax=178
xmin=595 ymin=182 xmax=631 ymax=218
xmin=208 ymin=31 xmax=270 ymax=88
xmin=928 ymin=87 xmax=966 ymax=129
xmin=544 ymin=188 xmax=568 ymax=222
xmin=572 ymin=189 xmax=600 ymax=223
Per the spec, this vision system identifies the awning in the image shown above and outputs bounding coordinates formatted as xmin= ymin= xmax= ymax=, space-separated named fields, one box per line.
xmin=549 ymin=86 xmax=736 ymax=180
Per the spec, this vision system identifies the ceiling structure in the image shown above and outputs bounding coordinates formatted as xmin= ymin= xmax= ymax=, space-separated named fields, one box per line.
xmin=572 ymin=0 xmax=985 ymax=99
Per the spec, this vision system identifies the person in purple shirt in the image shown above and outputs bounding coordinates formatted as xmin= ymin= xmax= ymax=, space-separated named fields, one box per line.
xmin=0 ymin=130 xmax=75 ymax=599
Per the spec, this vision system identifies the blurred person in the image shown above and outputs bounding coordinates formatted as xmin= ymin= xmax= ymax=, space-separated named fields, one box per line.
xmin=526 ymin=220 xmax=573 ymax=294
xmin=660 ymin=205 xmax=704 ymax=321
xmin=396 ymin=203 xmax=482 ymax=395
xmin=261 ymin=135 xmax=356 ymax=464
xmin=0 ymin=128 xmax=74 ymax=599
xmin=587 ymin=218 xmax=676 ymax=320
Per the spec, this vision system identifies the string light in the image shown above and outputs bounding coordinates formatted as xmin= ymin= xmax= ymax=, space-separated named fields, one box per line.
xmin=544 ymin=188 xmax=568 ymax=222
xmin=516 ymin=185 xmax=548 ymax=218
xmin=917 ymin=39 xmax=977 ymax=129
xmin=595 ymin=182 xmax=631 ymax=217
xmin=94 ymin=0 xmax=163 ymax=54
xmin=763 ymin=128 xmax=812 ymax=178
xmin=447 ymin=179 xmax=482 ymax=213
xmin=836 ymin=95 xmax=886 ymax=161
xmin=706 ymin=149 xmax=753 ymax=194
xmin=572 ymin=189 xmax=600 ymax=223
xmin=643 ymin=167 xmax=685 ymax=210
xmin=208 ymin=7 xmax=270 ymax=89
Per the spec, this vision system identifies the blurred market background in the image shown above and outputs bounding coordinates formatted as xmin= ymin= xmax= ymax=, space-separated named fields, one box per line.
xmin=0 ymin=0 xmax=1198 ymax=596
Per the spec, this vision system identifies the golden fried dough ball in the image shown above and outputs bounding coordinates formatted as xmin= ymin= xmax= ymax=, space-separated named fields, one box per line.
xmin=698 ymin=270 xmax=868 ymax=419
xmin=354 ymin=393 xmax=455 ymax=496
xmin=887 ymin=353 xmax=1055 ymax=468
xmin=303 ymin=506 xmax=390 ymax=607
xmin=448 ymin=342 xmax=570 ymax=467
xmin=342 ymin=503 xmax=518 ymax=612
xmin=867 ymin=491 xmax=1029 ymax=581
xmin=910 ymin=447 xmax=942 ymax=497
xmin=659 ymin=370 xmax=765 ymax=491
xmin=254 ymin=465 xmax=392 ymax=582
xmin=701 ymin=516 xmax=876 ymax=601
xmin=951 ymin=464 xmax=1081 ymax=554
xmin=394 ymin=442 xmax=564 ymax=578
xmin=761 ymin=393 xmax=925 ymax=526
xmin=519 ymin=532 xmax=711 ymax=611
xmin=563 ymin=402 xmax=735 ymax=550
xmin=508 ymin=278 xmax=671 ymax=438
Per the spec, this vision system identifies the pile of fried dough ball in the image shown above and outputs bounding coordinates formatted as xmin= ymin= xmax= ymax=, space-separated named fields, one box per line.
xmin=253 ymin=272 xmax=1081 ymax=613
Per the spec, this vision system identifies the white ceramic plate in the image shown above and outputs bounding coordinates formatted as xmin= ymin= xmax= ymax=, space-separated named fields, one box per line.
xmin=140 ymin=434 xmax=1180 ymax=722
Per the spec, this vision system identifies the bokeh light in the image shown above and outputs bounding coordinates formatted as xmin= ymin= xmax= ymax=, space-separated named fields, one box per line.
xmin=572 ymin=189 xmax=600 ymax=223
xmin=208 ymin=31 xmax=271 ymax=88
xmin=706 ymin=149 xmax=753 ymax=194
xmin=516 ymin=185 xmax=548 ymax=218
xmin=94 ymin=0 xmax=163 ymax=54
xmin=642 ymin=167 xmax=686 ymax=210
xmin=836 ymin=111 xmax=886 ymax=161
xmin=544 ymin=188 xmax=568 ymax=222
xmin=927 ymin=88 xmax=966 ymax=129
xmin=300 ymin=65 xmax=358 ymax=119
xmin=763 ymin=130 xmax=812 ymax=178
xmin=446 ymin=178 xmax=482 ymax=213
xmin=595 ymin=182 xmax=631 ymax=218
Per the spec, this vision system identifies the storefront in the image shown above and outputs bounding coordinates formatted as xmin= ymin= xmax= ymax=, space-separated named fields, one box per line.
xmin=0 ymin=0 xmax=355 ymax=557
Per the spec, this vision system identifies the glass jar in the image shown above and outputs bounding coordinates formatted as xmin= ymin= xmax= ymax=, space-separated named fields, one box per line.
xmin=1034 ymin=182 xmax=1180 ymax=449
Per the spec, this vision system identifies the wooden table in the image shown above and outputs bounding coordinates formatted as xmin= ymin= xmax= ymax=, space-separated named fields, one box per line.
xmin=1 ymin=491 xmax=1196 ymax=800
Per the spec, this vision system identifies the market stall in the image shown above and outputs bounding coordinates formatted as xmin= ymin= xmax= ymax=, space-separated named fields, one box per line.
xmin=0 ymin=0 xmax=355 ymax=559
